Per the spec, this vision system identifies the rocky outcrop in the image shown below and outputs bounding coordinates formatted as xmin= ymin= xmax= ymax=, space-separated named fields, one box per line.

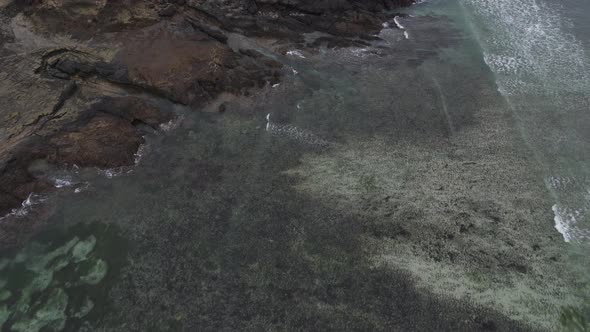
xmin=114 ymin=19 xmax=281 ymax=107
xmin=0 ymin=0 xmax=412 ymax=216
xmin=183 ymin=0 xmax=413 ymax=45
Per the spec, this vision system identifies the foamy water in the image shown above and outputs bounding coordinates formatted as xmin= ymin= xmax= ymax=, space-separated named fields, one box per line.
xmin=547 ymin=175 xmax=590 ymax=242
xmin=286 ymin=50 xmax=306 ymax=59
xmin=463 ymin=0 xmax=589 ymax=93
xmin=53 ymin=176 xmax=76 ymax=188
xmin=393 ymin=16 xmax=406 ymax=30
xmin=552 ymin=205 xmax=590 ymax=243
xmin=462 ymin=0 xmax=590 ymax=242
xmin=0 ymin=193 xmax=46 ymax=221
xmin=159 ymin=115 xmax=183 ymax=132
xmin=265 ymin=113 xmax=330 ymax=148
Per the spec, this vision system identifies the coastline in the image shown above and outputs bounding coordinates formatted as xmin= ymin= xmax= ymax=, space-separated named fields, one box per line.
xmin=0 ymin=0 xmax=412 ymax=225
xmin=0 ymin=1 xmax=586 ymax=331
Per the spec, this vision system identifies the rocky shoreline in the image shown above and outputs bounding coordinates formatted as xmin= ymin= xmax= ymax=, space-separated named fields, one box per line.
xmin=0 ymin=0 xmax=413 ymax=220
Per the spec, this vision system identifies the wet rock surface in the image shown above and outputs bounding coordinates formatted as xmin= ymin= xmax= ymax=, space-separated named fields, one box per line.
xmin=0 ymin=0 xmax=372 ymax=217
xmin=0 ymin=0 xmax=419 ymax=218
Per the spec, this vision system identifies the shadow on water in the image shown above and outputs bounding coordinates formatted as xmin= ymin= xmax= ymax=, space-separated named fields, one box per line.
xmin=26 ymin=107 xmax=533 ymax=331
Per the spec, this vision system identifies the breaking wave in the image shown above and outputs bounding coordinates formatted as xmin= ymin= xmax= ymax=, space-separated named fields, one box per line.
xmin=0 ymin=193 xmax=46 ymax=221
xmin=462 ymin=0 xmax=590 ymax=242
xmin=265 ymin=113 xmax=330 ymax=148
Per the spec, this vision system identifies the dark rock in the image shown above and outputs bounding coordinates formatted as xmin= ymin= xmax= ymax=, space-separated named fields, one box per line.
xmin=185 ymin=0 xmax=415 ymax=40
xmin=239 ymin=48 xmax=264 ymax=58
xmin=185 ymin=15 xmax=228 ymax=43
xmin=42 ymin=50 xmax=131 ymax=84
xmin=46 ymin=114 xmax=143 ymax=168
xmin=0 ymin=93 xmax=173 ymax=216
xmin=159 ymin=4 xmax=176 ymax=17
xmin=218 ymin=103 xmax=227 ymax=113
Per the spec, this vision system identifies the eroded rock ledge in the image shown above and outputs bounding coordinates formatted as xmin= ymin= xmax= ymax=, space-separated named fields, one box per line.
xmin=0 ymin=0 xmax=413 ymax=218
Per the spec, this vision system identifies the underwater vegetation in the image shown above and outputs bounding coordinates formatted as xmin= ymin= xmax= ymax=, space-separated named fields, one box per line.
xmin=560 ymin=305 xmax=590 ymax=332
xmin=0 ymin=223 xmax=125 ymax=331
xmin=560 ymin=284 xmax=590 ymax=332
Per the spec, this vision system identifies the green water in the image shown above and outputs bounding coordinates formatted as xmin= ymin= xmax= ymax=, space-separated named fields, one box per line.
xmin=2 ymin=0 xmax=590 ymax=330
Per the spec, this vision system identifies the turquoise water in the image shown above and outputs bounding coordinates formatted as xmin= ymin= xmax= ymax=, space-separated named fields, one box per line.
xmin=2 ymin=0 xmax=590 ymax=330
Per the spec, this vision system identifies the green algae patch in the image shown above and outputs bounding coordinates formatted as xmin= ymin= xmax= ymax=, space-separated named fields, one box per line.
xmin=0 ymin=305 xmax=9 ymax=329
xmin=73 ymin=297 xmax=94 ymax=319
xmin=72 ymin=235 xmax=97 ymax=263
xmin=24 ymin=237 xmax=80 ymax=273
xmin=11 ymin=288 xmax=68 ymax=332
xmin=0 ymin=290 xmax=10 ymax=301
xmin=0 ymin=223 xmax=127 ymax=331
xmin=80 ymin=258 xmax=108 ymax=285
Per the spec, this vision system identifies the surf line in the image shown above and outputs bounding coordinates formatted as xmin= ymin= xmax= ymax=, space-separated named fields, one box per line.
xmin=265 ymin=113 xmax=330 ymax=148
xmin=393 ymin=16 xmax=405 ymax=29
xmin=393 ymin=16 xmax=409 ymax=39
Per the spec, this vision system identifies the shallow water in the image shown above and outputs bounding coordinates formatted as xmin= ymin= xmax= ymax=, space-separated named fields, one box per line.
xmin=1 ymin=0 xmax=590 ymax=330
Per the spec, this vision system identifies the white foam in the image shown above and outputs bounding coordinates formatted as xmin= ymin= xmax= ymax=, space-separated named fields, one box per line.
xmin=482 ymin=54 xmax=527 ymax=76
xmin=404 ymin=31 xmax=409 ymax=40
xmin=98 ymin=167 xmax=132 ymax=179
xmin=552 ymin=204 xmax=590 ymax=243
xmin=463 ymin=0 xmax=589 ymax=95
xmin=265 ymin=114 xmax=329 ymax=148
xmin=74 ymin=182 xmax=90 ymax=194
xmin=53 ymin=176 xmax=75 ymax=188
xmin=463 ymin=0 xmax=590 ymax=242
xmin=0 ymin=193 xmax=46 ymax=221
xmin=546 ymin=175 xmax=584 ymax=191
xmin=159 ymin=116 xmax=183 ymax=132
xmin=286 ymin=50 xmax=306 ymax=59
xmin=553 ymin=204 xmax=573 ymax=242
xmin=134 ymin=143 xmax=149 ymax=165
xmin=393 ymin=16 xmax=405 ymax=30
xmin=350 ymin=48 xmax=370 ymax=58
